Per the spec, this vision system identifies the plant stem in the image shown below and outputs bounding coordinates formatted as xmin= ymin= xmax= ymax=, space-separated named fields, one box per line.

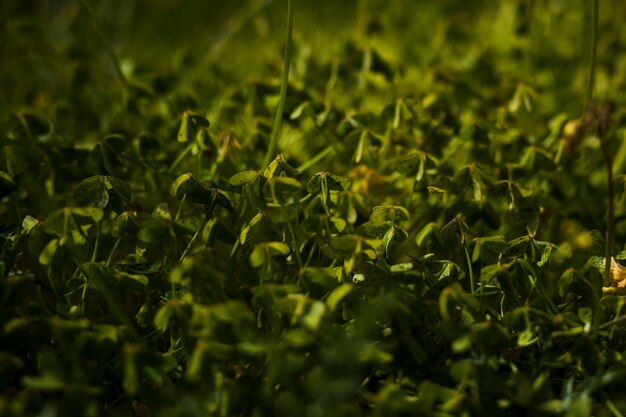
xmin=46 ymin=267 xmax=63 ymax=304
xmin=463 ymin=244 xmax=475 ymax=294
xmin=602 ymin=391 xmax=625 ymax=417
xmin=179 ymin=196 xmax=216 ymax=261
xmin=297 ymin=144 xmax=333 ymax=172
xmin=207 ymin=0 xmax=273 ymax=62
xmin=106 ymin=236 xmax=122 ymax=266
xmin=78 ymin=0 xmax=128 ymax=88
xmin=584 ymin=0 xmax=599 ymax=109
xmin=286 ymin=220 xmax=303 ymax=268
xmin=79 ymin=264 xmax=139 ymax=342
xmin=263 ymin=0 xmax=294 ymax=168
xmin=604 ymin=141 xmax=614 ymax=284
xmin=174 ymin=193 xmax=187 ymax=222
xmin=91 ymin=222 xmax=101 ymax=263
xmin=179 ymin=215 xmax=209 ymax=262
xmin=584 ymin=0 xmax=612 ymax=285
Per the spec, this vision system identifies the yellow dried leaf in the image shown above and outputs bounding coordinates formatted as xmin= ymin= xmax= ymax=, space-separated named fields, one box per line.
xmin=610 ymin=257 xmax=626 ymax=282
xmin=602 ymin=258 xmax=626 ymax=294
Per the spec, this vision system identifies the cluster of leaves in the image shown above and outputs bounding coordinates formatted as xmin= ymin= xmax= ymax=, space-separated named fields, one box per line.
xmin=3 ymin=1 xmax=626 ymax=416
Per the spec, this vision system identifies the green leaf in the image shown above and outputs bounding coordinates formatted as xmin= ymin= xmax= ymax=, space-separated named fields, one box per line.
xmin=123 ymin=344 xmax=140 ymax=395
xmin=517 ymin=329 xmax=536 ymax=346
xmin=301 ymin=300 xmax=326 ymax=330
xmin=111 ymin=211 xmax=137 ymax=237
xmin=250 ymin=241 xmax=290 ymax=268
xmin=415 ymin=222 xmax=437 ymax=247
xmin=105 ymin=176 xmax=132 ymax=213
xmin=588 ymin=256 xmax=606 ymax=271
xmin=330 ymin=216 xmax=347 ymax=233
xmin=565 ymin=395 xmax=591 ymax=417
xmin=74 ymin=176 xmax=109 ymax=209
xmin=70 ymin=207 xmax=104 ymax=224
xmin=355 ymin=130 xmax=367 ymax=163
xmin=117 ymin=271 xmax=149 ymax=289
xmin=154 ymin=303 xmax=173 ymax=332
xmin=326 ymin=283 xmax=352 ymax=311
xmin=204 ymin=218 xmax=237 ymax=246
xmin=21 ymin=215 xmax=39 ymax=233
xmin=306 ymin=172 xmax=350 ymax=194
xmin=0 ymin=170 xmax=17 ymax=199
xmin=269 ymin=176 xmax=302 ymax=192
xmin=558 ymin=268 xmax=575 ymax=297
xmin=480 ymin=262 xmax=512 ymax=283
xmin=390 ymin=262 xmax=414 ymax=273
xmin=266 ymin=241 xmax=291 ymax=256
xmin=263 ymin=154 xmax=299 ymax=178
xmin=370 ymin=205 xmax=410 ymax=224
xmin=471 ymin=169 xmax=483 ymax=201
xmin=381 ymin=226 xmax=407 ymax=258
xmin=302 ymin=267 xmax=338 ymax=295
xmin=39 ymin=238 xmax=58 ymax=265
xmin=229 ymin=170 xmax=259 ymax=186
xmin=503 ymin=235 xmax=531 ymax=259
xmin=209 ymin=188 xmax=234 ymax=212
xmin=189 ymin=114 xmax=210 ymax=127
xmin=470 ymin=236 xmax=504 ymax=264
xmin=537 ymin=242 xmax=555 ymax=267
xmin=177 ymin=111 xmax=193 ymax=143
xmin=440 ymin=214 xmax=470 ymax=243
xmin=416 ymin=152 xmax=426 ymax=182
xmin=73 ymin=175 xmax=132 ymax=213
xmin=578 ymin=307 xmax=593 ymax=324
xmin=137 ymin=219 xmax=170 ymax=245
xmin=240 ymin=212 xmax=281 ymax=245
xmin=170 ymin=172 xmax=210 ymax=204
xmin=22 ymin=375 xmax=66 ymax=392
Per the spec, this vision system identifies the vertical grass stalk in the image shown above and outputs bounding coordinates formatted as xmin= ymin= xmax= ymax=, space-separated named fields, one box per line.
xmin=603 ymin=136 xmax=614 ymax=284
xmin=179 ymin=196 xmax=217 ymax=261
xmin=463 ymin=244 xmax=475 ymax=295
xmin=582 ymin=0 xmax=613 ymax=285
xmin=78 ymin=0 xmax=128 ymax=88
xmin=584 ymin=0 xmax=599 ymax=108
xmin=263 ymin=0 xmax=294 ymax=168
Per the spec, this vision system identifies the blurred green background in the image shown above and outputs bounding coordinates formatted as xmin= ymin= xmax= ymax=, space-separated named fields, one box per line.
xmin=2 ymin=0 xmax=625 ymax=127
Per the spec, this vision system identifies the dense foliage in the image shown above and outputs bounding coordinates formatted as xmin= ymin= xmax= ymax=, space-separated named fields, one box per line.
xmin=2 ymin=1 xmax=626 ymax=416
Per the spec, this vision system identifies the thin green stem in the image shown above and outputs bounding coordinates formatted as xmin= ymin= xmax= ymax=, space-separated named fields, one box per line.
xmin=207 ymin=0 xmax=273 ymax=62
xmin=286 ymin=220 xmax=303 ymax=269
xmin=584 ymin=0 xmax=599 ymax=108
xmin=46 ymin=267 xmax=63 ymax=304
xmin=81 ymin=279 xmax=89 ymax=315
xmin=179 ymin=215 xmax=210 ymax=262
xmin=463 ymin=245 xmax=475 ymax=294
xmin=106 ymin=235 xmax=122 ymax=266
xmin=175 ymin=193 xmax=187 ymax=222
xmin=604 ymin=140 xmax=614 ymax=284
xmin=78 ymin=264 xmax=139 ymax=341
xmin=608 ymin=301 xmax=624 ymax=339
xmin=91 ymin=222 xmax=101 ymax=263
xmin=263 ymin=0 xmax=294 ymax=168
xmin=169 ymin=142 xmax=195 ymax=172
xmin=78 ymin=0 xmax=128 ymax=88
xmin=179 ymin=196 xmax=216 ymax=262
xmin=584 ymin=0 xmax=609 ymax=286
xmin=296 ymin=145 xmax=333 ymax=172
xmin=599 ymin=313 xmax=626 ymax=331
xmin=603 ymin=391 xmax=625 ymax=417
